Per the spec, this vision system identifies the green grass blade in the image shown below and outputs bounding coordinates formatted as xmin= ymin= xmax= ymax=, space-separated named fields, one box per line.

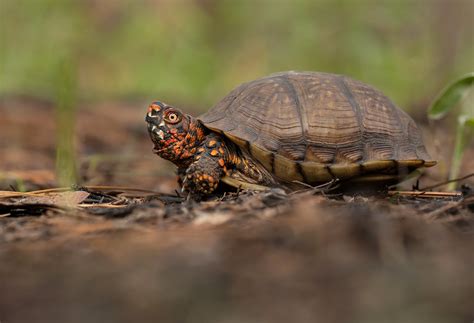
xmin=55 ymin=57 xmax=78 ymax=187
xmin=447 ymin=119 xmax=466 ymax=191
xmin=428 ymin=72 xmax=474 ymax=120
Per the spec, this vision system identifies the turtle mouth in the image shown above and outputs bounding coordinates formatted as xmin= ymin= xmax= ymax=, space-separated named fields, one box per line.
xmin=146 ymin=110 xmax=166 ymax=141
xmin=146 ymin=110 xmax=166 ymax=139
xmin=148 ymin=124 xmax=165 ymax=141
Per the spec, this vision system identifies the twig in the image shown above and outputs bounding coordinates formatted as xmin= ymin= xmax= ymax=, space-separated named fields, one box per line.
xmin=0 ymin=187 xmax=72 ymax=198
xmin=418 ymin=173 xmax=474 ymax=191
xmin=388 ymin=191 xmax=463 ymax=198
xmin=425 ymin=201 xmax=464 ymax=220
xmin=83 ymin=185 xmax=162 ymax=194
xmin=78 ymin=203 xmax=131 ymax=209
xmin=0 ymin=185 xmax=169 ymax=199
xmin=290 ymin=179 xmax=340 ymax=195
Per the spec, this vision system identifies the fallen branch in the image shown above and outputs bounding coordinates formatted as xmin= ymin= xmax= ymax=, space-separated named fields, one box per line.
xmin=418 ymin=173 xmax=474 ymax=191
xmin=388 ymin=191 xmax=463 ymax=198
xmin=0 ymin=185 xmax=169 ymax=199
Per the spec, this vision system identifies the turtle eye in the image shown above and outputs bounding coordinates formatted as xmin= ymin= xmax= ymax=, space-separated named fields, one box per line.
xmin=164 ymin=111 xmax=181 ymax=124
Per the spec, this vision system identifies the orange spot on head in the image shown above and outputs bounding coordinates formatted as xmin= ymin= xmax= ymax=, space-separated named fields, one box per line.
xmin=148 ymin=103 xmax=161 ymax=113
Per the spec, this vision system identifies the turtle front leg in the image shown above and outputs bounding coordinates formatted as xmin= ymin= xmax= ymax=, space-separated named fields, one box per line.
xmin=182 ymin=135 xmax=227 ymax=195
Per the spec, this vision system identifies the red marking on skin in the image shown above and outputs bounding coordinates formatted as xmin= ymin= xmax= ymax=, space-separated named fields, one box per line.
xmin=148 ymin=104 xmax=161 ymax=113
xmin=197 ymin=128 xmax=204 ymax=140
xmin=150 ymin=114 xmax=209 ymax=169
xmin=230 ymin=153 xmax=241 ymax=165
xmin=181 ymin=151 xmax=192 ymax=159
xmin=207 ymin=140 xmax=216 ymax=147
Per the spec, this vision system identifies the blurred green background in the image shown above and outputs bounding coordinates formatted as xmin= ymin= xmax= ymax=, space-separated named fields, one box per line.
xmin=0 ymin=0 xmax=473 ymax=189
xmin=1 ymin=0 xmax=473 ymax=111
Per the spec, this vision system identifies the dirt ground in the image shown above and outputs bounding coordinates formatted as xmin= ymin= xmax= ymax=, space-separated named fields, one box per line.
xmin=1 ymin=97 xmax=473 ymax=323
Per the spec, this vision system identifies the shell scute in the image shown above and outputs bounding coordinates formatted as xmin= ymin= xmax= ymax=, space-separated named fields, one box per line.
xmin=199 ymin=71 xmax=435 ymax=184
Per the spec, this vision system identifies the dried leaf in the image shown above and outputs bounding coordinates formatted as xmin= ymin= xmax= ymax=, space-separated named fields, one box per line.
xmin=19 ymin=191 xmax=90 ymax=207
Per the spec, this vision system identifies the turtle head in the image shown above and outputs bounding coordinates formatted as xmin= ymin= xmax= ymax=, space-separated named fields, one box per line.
xmin=146 ymin=101 xmax=188 ymax=142
xmin=146 ymin=101 xmax=205 ymax=164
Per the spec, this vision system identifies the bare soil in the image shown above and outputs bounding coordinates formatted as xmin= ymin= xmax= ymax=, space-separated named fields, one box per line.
xmin=0 ymin=97 xmax=473 ymax=323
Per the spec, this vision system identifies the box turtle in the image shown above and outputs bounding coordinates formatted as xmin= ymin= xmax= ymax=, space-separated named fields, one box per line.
xmin=146 ymin=71 xmax=436 ymax=195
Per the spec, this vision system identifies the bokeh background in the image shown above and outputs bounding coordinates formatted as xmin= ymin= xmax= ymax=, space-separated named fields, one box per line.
xmin=1 ymin=2 xmax=474 ymax=323
xmin=0 ymin=0 xmax=473 ymax=189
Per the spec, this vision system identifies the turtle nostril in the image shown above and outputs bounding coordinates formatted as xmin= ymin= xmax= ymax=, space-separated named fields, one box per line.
xmin=147 ymin=110 xmax=157 ymax=117
xmin=147 ymin=104 xmax=162 ymax=118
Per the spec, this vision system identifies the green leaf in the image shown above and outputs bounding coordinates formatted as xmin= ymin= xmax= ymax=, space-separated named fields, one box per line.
xmin=428 ymin=72 xmax=474 ymax=120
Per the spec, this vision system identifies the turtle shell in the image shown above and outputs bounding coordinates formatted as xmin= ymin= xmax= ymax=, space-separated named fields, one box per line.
xmin=198 ymin=71 xmax=436 ymax=184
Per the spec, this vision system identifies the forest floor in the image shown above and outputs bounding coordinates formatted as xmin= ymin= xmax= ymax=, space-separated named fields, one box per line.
xmin=0 ymin=97 xmax=473 ymax=323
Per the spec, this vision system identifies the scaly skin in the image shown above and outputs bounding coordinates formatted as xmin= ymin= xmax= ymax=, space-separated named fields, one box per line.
xmin=146 ymin=101 xmax=269 ymax=195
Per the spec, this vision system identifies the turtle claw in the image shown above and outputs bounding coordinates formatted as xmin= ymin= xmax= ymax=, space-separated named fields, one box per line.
xmin=183 ymin=169 xmax=219 ymax=195
xmin=181 ymin=176 xmax=188 ymax=193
